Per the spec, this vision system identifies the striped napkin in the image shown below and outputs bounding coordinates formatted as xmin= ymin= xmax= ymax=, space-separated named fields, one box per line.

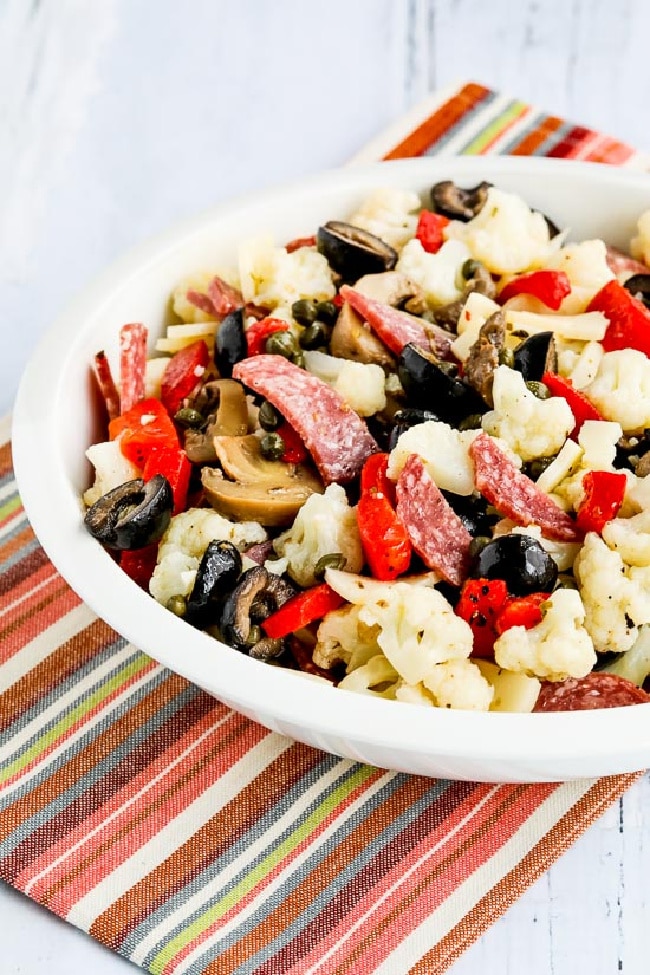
xmin=1 ymin=82 xmax=645 ymax=975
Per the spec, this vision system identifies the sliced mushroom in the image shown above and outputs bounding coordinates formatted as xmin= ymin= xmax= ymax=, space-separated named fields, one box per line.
xmin=430 ymin=180 xmax=492 ymax=221
xmin=329 ymin=300 xmax=396 ymax=368
xmin=220 ymin=565 xmax=295 ymax=658
xmin=464 ymin=310 xmax=507 ymax=406
xmin=352 ymin=270 xmax=426 ymax=311
xmin=183 ymin=379 xmax=249 ymax=463
xmin=317 ymin=221 xmax=397 ymax=282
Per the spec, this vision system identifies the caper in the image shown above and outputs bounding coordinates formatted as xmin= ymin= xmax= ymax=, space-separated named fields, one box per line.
xmin=314 ymin=553 xmax=347 ymax=579
xmin=498 ymin=348 xmax=515 ymax=368
xmin=458 ymin=413 xmax=483 ymax=431
xmin=291 ymin=298 xmax=319 ymax=326
xmin=260 ymin=432 xmax=286 ymax=461
xmin=258 ymin=400 xmax=282 ymax=431
xmin=166 ymin=594 xmax=187 ymax=618
xmin=299 ymin=321 xmax=328 ymax=350
xmin=292 ymin=351 xmax=306 ymax=369
xmin=316 ymin=300 xmax=339 ymax=325
xmin=174 ymin=407 xmax=204 ymax=429
xmin=525 ymin=455 xmax=556 ymax=480
xmin=525 ymin=380 xmax=550 ymax=399
xmin=468 ymin=536 xmax=491 ymax=560
xmin=461 ymin=258 xmax=481 ymax=280
xmin=246 ymin=624 xmax=263 ymax=646
xmin=265 ymin=331 xmax=297 ymax=358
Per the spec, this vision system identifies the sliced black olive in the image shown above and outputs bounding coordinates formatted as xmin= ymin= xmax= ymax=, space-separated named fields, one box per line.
xmin=316 ymin=221 xmax=397 ymax=283
xmin=614 ymin=430 xmax=650 ymax=472
xmin=214 ymin=307 xmax=247 ymax=378
xmin=388 ymin=408 xmax=440 ymax=450
xmin=220 ymin=566 xmax=295 ymax=655
xmin=430 ymin=181 xmax=492 ymax=221
xmin=469 ymin=534 xmax=558 ymax=597
xmin=537 ymin=212 xmax=562 ymax=239
xmin=512 ymin=331 xmax=557 ymax=383
xmin=623 ymin=273 xmax=650 ymax=309
xmin=185 ymin=540 xmax=243 ymax=626
xmin=398 ymin=343 xmax=487 ymax=425
xmin=442 ymin=492 xmax=499 ymax=538
xmin=84 ymin=475 xmax=172 ymax=551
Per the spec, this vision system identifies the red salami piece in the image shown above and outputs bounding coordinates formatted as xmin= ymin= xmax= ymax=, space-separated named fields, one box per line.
xmin=469 ymin=432 xmax=580 ymax=542
xmin=232 ymin=355 xmax=378 ymax=484
xmin=92 ymin=351 xmax=121 ymax=421
xmin=207 ymin=275 xmax=244 ymax=317
xmin=534 ymin=673 xmax=650 ymax=712
xmin=396 ymin=454 xmax=471 ymax=586
xmin=186 ymin=289 xmax=216 ymax=316
xmin=119 ymin=322 xmax=148 ymax=414
xmin=338 ymin=286 xmax=431 ymax=356
xmin=285 ymin=235 xmax=317 ymax=253
xmin=605 ymin=246 xmax=649 ymax=282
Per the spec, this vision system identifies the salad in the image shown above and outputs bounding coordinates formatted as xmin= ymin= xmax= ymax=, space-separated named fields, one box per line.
xmin=83 ymin=178 xmax=650 ymax=714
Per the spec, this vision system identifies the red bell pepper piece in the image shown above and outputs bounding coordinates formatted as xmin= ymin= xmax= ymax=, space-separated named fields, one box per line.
xmin=415 ymin=210 xmax=450 ymax=254
xmin=360 ymin=452 xmax=396 ymax=505
xmin=494 ymin=592 xmax=550 ymax=636
xmin=541 ymin=372 xmax=603 ymax=437
xmin=143 ymin=446 xmax=191 ymax=514
xmin=246 ymin=317 xmax=289 ymax=356
xmin=120 ymin=545 xmax=159 ymax=591
xmin=160 ymin=340 xmax=210 ymax=417
xmin=455 ymin=578 xmax=509 ymax=658
xmin=276 ymin=421 xmax=308 ymax=464
xmin=356 ymin=493 xmax=412 ymax=581
xmin=285 ymin=235 xmax=317 ymax=253
xmin=498 ymin=270 xmax=571 ymax=310
xmin=587 ymin=279 xmax=650 ymax=356
xmin=575 ymin=469 xmax=627 ymax=535
xmin=109 ymin=398 xmax=179 ymax=468
xmin=261 ymin=583 xmax=345 ymax=639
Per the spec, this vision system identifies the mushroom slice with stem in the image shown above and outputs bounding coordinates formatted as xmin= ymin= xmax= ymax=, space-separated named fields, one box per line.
xmin=430 ymin=180 xmax=492 ymax=221
xmin=329 ymin=301 xmax=396 ymax=368
xmin=184 ymin=379 xmax=250 ymax=463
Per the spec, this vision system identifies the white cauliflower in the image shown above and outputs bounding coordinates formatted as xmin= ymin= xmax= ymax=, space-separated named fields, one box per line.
xmin=171 ymin=268 xmax=240 ymax=323
xmin=494 ymin=588 xmax=596 ymax=680
xmin=451 ymin=291 xmax=501 ymax=362
xmin=586 ymin=349 xmax=650 ymax=433
xmin=474 ymin=660 xmax=541 ymax=713
xmin=546 ymin=239 xmax=614 ymax=314
xmin=238 ymin=235 xmax=334 ymax=309
xmin=445 ymin=187 xmax=552 ymax=274
xmin=273 ymin=485 xmax=363 ymax=588
xmin=83 ymin=441 xmax=140 ymax=507
xmin=337 ymin=656 xmax=399 ymax=698
xmin=481 ymin=365 xmax=574 ymax=462
xmin=552 ymin=420 xmax=623 ymax=511
xmin=564 ymin=341 xmax=604 ymax=390
xmin=387 ymin=420 xmax=479 ymax=495
xmin=603 ymin=624 xmax=650 ymax=686
xmin=149 ymin=508 xmax=266 ymax=606
xmin=602 ymin=510 xmax=650 ymax=567
xmin=348 ymin=187 xmax=421 ymax=250
xmin=313 ymin=604 xmax=381 ymax=672
xmin=396 ymin=238 xmax=471 ymax=307
xmin=574 ymin=533 xmax=650 ymax=653
xmin=302 ymin=351 xmax=385 ymax=416
xmin=630 ymin=209 xmax=650 ymax=267
xmin=422 ymin=659 xmax=494 ymax=711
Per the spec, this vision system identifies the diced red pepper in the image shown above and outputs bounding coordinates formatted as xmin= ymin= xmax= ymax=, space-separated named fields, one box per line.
xmin=498 ymin=270 xmax=571 ymax=310
xmin=277 ymin=421 xmax=308 ymax=464
xmin=494 ymin=592 xmax=550 ymax=636
xmin=119 ymin=323 xmax=148 ymax=413
xmin=120 ymin=544 xmax=159 ymax=590
xmin=587 ymin=279 xmax=650 ymax=356
xmin=357 ymin=493 xmax=412 ymax=581
xmin=415 ymin=210 xmax=450 ymax=254
xmin=246 ymin=317 xmax=290 ymax=356
xmin=143 ymin=446 xmax=191 ymax=514
xmin=360 ymin=452 xmax=396 ymax=505
xmin=455 ymin=578 xmax=509 ymax=658
xmin=575 ymin=469 xmax=627 ymax=535
xmin=160 ymin=340 xmax=210 ymax=417
xmin=261 ymin=583 xmax=345 ymax=639
xmin=109 ymin=398 xmax=179 ymax=468
xmin=285 ymin=235 xmax=317 ymax=253
xmin=541 ymin=372 xmax=604 ymax=437
xmin=332 ymin=293 xmax=344 ymax=308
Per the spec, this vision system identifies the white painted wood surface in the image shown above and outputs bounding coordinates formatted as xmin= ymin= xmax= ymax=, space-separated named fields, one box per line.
xmin=2 ymin=1 xmax=650 ymax=972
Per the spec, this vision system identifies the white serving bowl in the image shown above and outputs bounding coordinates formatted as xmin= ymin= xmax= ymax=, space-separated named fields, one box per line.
xmin=12 ymin=156 xmax=650 ymax=783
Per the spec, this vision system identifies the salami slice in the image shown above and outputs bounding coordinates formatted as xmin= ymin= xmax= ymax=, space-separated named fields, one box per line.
xmin=605 ymin=246 xmax=649 ymax=282
xmin=119 ymin=322 xmax=148 ymax=414
xmin=469 ymin=432 xmax=580 ymax=542
xmin=396 ymin=454 xmax=471 ymax=586
xmin=232 ymin=355 xmax=378 ymax=484
xmin=534 ymin=673 xmax=650 ymax=711
xmin=338 ymin=286 xmax=431 ymax=356
xmin=186 ymin=289 xmax=216 ymax=316
xmin=93 ymin=351 xmax=121 ymax=420
xmin=207 ymin=275 xmax=245 ymax=317
xmin=285 ymin=235 xmax=317 ymax=253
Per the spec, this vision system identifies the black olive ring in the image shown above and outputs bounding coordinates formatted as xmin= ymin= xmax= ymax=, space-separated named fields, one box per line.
xmin=84 ymin=474 xmax=173 ymax=550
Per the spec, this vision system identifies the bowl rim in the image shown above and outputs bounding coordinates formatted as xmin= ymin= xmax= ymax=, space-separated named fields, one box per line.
xmin=12 ymin=154 xmax=650 ymax=772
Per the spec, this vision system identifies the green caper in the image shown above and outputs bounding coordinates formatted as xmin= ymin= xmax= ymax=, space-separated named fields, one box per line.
xmin=461 ymin=258 xmax=481 ymax=280
xmin=458 ymin=413 xmax=483 ymax=431
xmin=258 ymin=400 xmax=282 ymax=431
xmin=246 ymin=624 xmax=263 ymax=646
xmin=525 ymin=381 xmax=550 ymax=399
xmin=437 ymin=360 xmax=459 ymax=378
xmin=292 ymin=350 xmax=306 ymax=369
xmin=299 ymin=321 xmax=328 ymax=350
xmin=174 ymin=407 xmax=204 ymax=429
xmin=291 ymin=298 xmax=319 ymax=326
xmin=265 ymin=331 xmax=297 ymax=358
xmin=315 ymin=300 xmax=339 ymax=325
xmin=525 ymin=455 xmax=556 ymax=480
xmin=166 ymin=594 xmax=187 ymax=617
xmin=314 ymin=553 xmax=347 ymax=579
xmin=469 ymin=536 xmax=491 ymax=560
xmin=498 ymin=348 xmax=515 ymax=368
xmin=260 ymin=432 xmax=286 ymax=461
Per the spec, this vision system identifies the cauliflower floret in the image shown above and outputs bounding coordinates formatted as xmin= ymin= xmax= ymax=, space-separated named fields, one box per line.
xmin=171 ymin=269 xmax=240 ymax=324
xmin=273 ymin=485 xmax=363 ymax=588
xmin=445 ymin=187 xmax=551 ymax=274
xmin=313 ymin=604 xmax=381 ymax=672
xmin=337 ymin=656 xmax=399 ymax=698
xmin=564 ymin=341 xmax=604 ymax=390
xmin=630 ymin=209 xmax=650 ymax=267
xmin=546 ymin=239 xmax=614 ymax=314
xmin=348 ymin=187 xmax=421 ymax=250
xmin=303 ymin=351 xmax=385 ymax=416
xmin=396 ymin=238 xmax=471 ymax=307
xmin=422 ymin=659 xmax=493 ymax=711
xmin=494 ymin=588 xmax=596 ymax=680
xmin=552 ymin=420 xmax=623 ymax=510
xmin=238 ymin=235 xmax=335 ymax=309
xmin=83 ymin=441 xmax=140 ymax=507
xmin=474 ymin=660 xmax=541 ymax=713
xmin=387 ymin=420 xmax=478 ymax=495
xmin=149 ymin=508 xmax=266 ymax=606
xmin=573 ymin=533 xmax=650 ymax=653
xmin=602 ymin=510 xmax=650 ymax=566
xmin=585 ymin=349 xmax=650 ymax=433
xmin=451 ymin=291 xmax=501 ymax=362
xmin=481 ymin=365 xmax=574 ymax=462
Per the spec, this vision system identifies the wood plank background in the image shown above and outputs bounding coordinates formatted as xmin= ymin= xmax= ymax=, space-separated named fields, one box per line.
xmin=2 ymin=1 xmax=650 ymax=973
